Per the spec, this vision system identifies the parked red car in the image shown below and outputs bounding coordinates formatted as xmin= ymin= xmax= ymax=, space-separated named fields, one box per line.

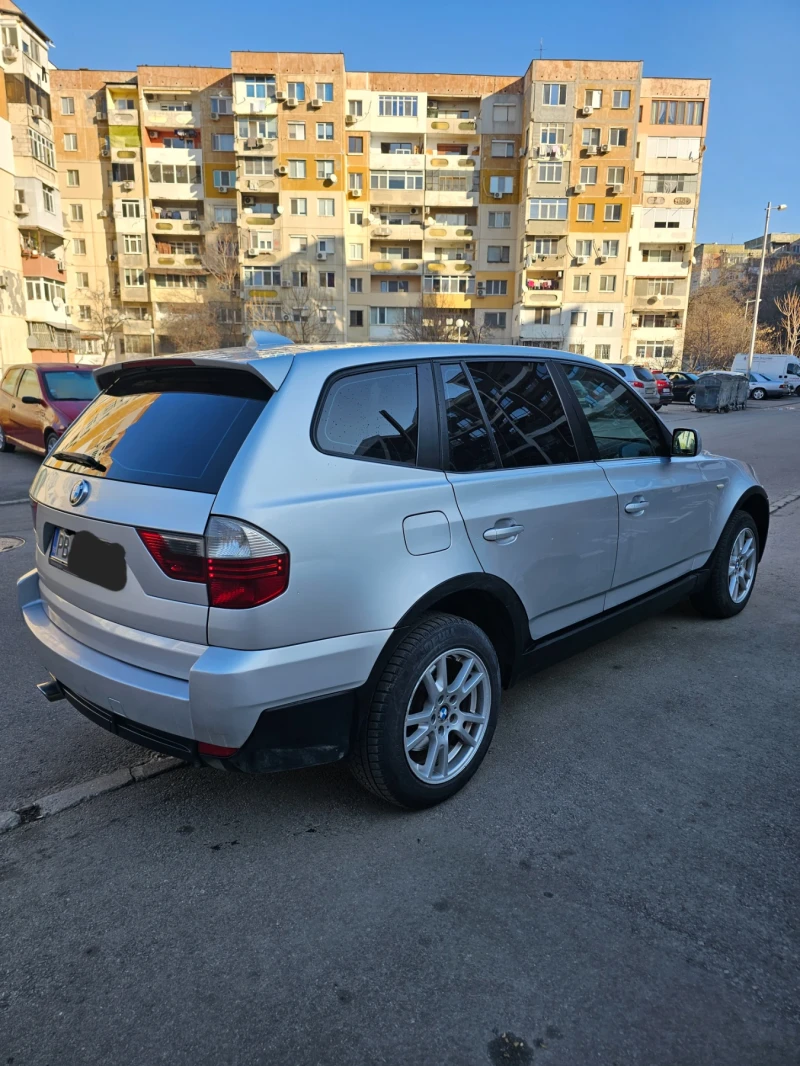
xmin=0 ymin=363 xmax=98 ymax=456
xmin=649 ymin=371 xmax=674 ymax=406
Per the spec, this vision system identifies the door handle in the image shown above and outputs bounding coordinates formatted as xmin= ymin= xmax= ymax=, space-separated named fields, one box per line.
xmin=483 ymin=524 xmax=524 ymax=542
xmin=624 ymin=497 xmax=649 ymax=514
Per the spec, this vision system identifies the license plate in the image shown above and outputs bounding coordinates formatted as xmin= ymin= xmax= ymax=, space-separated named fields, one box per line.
xmin=50 ymin=527 xmax=73 ymax=569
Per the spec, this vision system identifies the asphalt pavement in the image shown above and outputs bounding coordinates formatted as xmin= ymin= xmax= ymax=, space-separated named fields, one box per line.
xmin=1 ymin=400 xmax=799 ymax=1065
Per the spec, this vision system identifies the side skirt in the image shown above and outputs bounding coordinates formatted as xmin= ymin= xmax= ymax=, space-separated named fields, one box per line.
xmin=513 ymin=571 xmax=707 ymax=683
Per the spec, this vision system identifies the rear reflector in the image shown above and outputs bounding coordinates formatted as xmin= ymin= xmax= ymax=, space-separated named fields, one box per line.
xmin=138 ymin=517 xmax=289 ymax=609
xmin=197 ymin=741 xmax=238 ymax=758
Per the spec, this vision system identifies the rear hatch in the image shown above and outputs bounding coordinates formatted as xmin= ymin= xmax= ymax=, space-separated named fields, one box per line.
xmin=31 ymin=361 xmax=274 ymax=674
xmin=633 ymin=365 xmax=659 ymax=401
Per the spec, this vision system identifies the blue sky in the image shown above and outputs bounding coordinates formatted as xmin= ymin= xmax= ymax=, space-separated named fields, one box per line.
xmin=25 ymin=0 xmax=800 ymax=244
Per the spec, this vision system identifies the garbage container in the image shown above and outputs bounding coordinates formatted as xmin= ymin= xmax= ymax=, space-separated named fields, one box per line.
xmin=732 ymin=373 xmax=749 ymax=410
xmin=695 ymin=371 xmax=747 ymax=412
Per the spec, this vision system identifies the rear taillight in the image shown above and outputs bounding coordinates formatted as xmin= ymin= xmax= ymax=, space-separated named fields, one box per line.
xmin=631 ymin=380 xmax=644 ymax=388
xmin=138 ymin=517 xmax=289 ymax=609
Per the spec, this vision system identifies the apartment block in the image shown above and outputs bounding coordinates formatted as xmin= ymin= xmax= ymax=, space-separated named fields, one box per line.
xmin=6 ymin=4 xmax=710 ymax=368
xmin=1 ymin=0 xmax=77 ymax=373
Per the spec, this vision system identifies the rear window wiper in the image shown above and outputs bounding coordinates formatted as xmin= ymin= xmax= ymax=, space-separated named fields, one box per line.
xmin=52 ymin=450 xmax=107 ymax=473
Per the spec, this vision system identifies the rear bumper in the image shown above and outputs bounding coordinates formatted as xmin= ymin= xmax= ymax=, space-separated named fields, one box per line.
xmin=18 ymin=568 xmax=390 ymax=762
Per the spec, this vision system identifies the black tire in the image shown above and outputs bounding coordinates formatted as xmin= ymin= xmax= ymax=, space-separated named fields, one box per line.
xmin=653 ymin=403 xmax=662 ymax=411
xmin=691 ymin=510 xmax=759 ymax=619
xmin=751 ymin=388 xmax=766 ymax=401
xmin=688 ymin=392 xmax=696 ymax=406
xmin=44 ymin=430 xmax=58 ymax=456
xmin=350 ymin=612 xmax=501 ymax=809
xmin=0 ymin=424 xmax=14 ymax=452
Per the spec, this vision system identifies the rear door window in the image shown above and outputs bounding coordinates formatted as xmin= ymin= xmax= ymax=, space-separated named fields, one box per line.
xmin=466 ymin=360 xmax=578 ymax=467
xmin=441 ymin=364 xmax=496 ymax=472
xmin=45 ymin=367 xmax=271 ymax=493
xmin=315 ymin=365 xmax=419 ymax=465
xmin=1 ymin=368 xmax=22 ymax=396
xmin=18 ymin=368 xmax=43 ymax=400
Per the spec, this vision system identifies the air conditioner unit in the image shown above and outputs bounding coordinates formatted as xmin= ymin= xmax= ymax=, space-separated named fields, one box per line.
xmin=246 ymin=248 xmax=259 ymax=257
xmin=282 ymin=313 xmax=292 ymax=321
xmin=274 ymin=90 xmax=287 ymax=102
xmin=31 ymin=105 xmax=44 ymax=120
xmin=598 ymin=255 xmax=608 ymax=263
xmin=310 ymin=98 xmax=323 ymax=109
xmin=13 ymin=202 xmax=29 ymax=215
xmin=100 ymin=146 xmax=110 ymax=157
xmin=350 ymin=188 xmax=362 ymax=198
xmin=576 ymin=255 xmax=588 ymax=265
xmin=121 ymin=181 xmax=134 ymax=191
xmin=286 ymin=97 xmax=298 ymax=108
xmin=216 ymin=186 xmax=229 ymax=193
xmin=275 ymin=165 xmax=287 ymax=176
xmin=677 ymin=245 xmax=686 ymax=252
xmin=3 ymin=45 xmax=19 ymax=61
xmin=492 ymin=191 xmax=504 ymax=199
xmin=573 ymin=183 xmax=585 ymax=194
xmin=599 ymin=144 xmax=610 ymax=153
xmin=243 ymin=196 xmax=254 ymax=205
xmin=586 ymin=146 xmax=598 ymax=156
xmin=281 ymin=280 xmax=292 ymax=288
xmin=581 ymin=105 xmax=594 ymax=116
xmin=316 ymin=252 xmax=327 ymax=261
xmin=108 ymin=253 xmax=117 ymax=262
xmin=345 ymin=114 xmax=356 ymax=126
xmin=98 ymin=209 xmax=109 ymax=218
xmin=611 ymin=183 xmax=623 ymax=194
xmin=211 ymin=113 xmax=220 ymax=121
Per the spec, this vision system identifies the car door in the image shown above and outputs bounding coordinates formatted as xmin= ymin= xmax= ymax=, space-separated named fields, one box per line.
xmin=559 ymin=361 xmax=724 ymax=608
xmin=14 ymin=368 xmax=47 ymax=449
xmin=439 ymin=359 xmax=619 ymax=639
xmin=0 ymin=367 xmax=25 ymax=440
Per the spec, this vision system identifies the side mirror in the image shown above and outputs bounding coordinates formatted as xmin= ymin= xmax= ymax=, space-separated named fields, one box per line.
xmin=21 ymin=395 xmax=44 ymax=406
xmin=672 ymin=428 xmax=700 ymax=457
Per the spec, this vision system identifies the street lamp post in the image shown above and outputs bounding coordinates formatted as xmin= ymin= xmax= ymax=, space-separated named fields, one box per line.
xmin=149 ymin=326 xmax=156 ymax=358
xmin=747 ymin=202 xmax=787 ymax=374
xmin=455 ymin=317 xmax=465 ymax=343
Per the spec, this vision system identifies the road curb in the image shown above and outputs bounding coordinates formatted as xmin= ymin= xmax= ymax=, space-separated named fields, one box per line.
xmin=0 ymin=498 xmax=30 ymax=507
xmin=769 ymin=492 xmax=800 ymax=514
xmin=0 ymin=756 xmax=184 ymax=833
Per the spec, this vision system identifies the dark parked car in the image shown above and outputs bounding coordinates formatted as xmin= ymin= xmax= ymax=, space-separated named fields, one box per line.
xmin=666 ymin=371 xmax=700 ymax=404
xmin=650 ymin=371 xmax=674 ymax=406
xmin=0 ymin=363 xmax=99 ymax=456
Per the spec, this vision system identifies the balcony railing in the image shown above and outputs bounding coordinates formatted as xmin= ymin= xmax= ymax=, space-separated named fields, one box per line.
xmin=425 ymin=174 xmax=480 ymax=193
xmin=144 ymin=109 xmax=200 ymax=129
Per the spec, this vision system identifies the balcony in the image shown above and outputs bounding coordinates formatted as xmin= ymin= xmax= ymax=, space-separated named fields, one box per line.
xmin=370 ymin=258 xmax=422 ymax=274
xmin=424 ymin=223 xmax=475 ymax=241
xmin=423 ymin=258 xmax=473 ymax=273
xmin=633 ymin=259 xmax=691 ymax=278
xmin=144 ymin=109 xmax=200 ymax=129
xmin=152 ymin=254 xmax=204 ymax=269
xmin=426 ymin=117 xmax=479 ymax=134
xmin=426 ymin=155 xmax=480 ymax=171
xmin=636 ymin=227 xmax=694 ymax=247
xmin=526 ymin=218 xmax=569 ymax=238
xmin=369 ymin=223 xmax=424 ymax=240
xmin=235 ymin=137 xmax=277 ymax=156
xmin=521 ymin=286 xmax=563 ymax=309
xmin=368 ymin=188 xmax=425 ymax=207
xmin=369 ymin=151 xmax=425 ymax=171
xmin=122 ymin=319 xmax=154 ymax=335
xmin=233 ymin=96 xmax=279 ymax=117
xmin=109 ymin=109 xmax=140 ymax=127
xmin=238 ymin=175 xmax=278 ymax=194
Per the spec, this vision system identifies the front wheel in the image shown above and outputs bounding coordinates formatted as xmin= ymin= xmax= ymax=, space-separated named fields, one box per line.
xmin=0 ymin=423 xmax=14 ymax=452
xmin=691 ymin=510 xmax=759 ymax=619
xmin=653 ymin=403 xmax=662 ymax=411
xmin=44 ymin=430 xmax=59 ymax=456
xmin=751 ymin=388 xmax=766 ymax=401
xmin=350 ymin=612 xmax=501 ymax=808
xmin=688 ymin=392 xmax=696 ymax=406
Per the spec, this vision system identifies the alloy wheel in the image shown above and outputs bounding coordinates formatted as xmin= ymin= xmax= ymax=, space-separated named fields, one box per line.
xmin=404 ymin=648 xmax=491 ymax=784
xmin=728 ymin=528 xmax=756 ymax=603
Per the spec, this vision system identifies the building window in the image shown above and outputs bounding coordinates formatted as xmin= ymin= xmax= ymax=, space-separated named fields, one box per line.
xmin=577 ymin=203 xmax=595 ymax=221
xmin=489 ymin=175 xmax=514 ymax=195
xmin=238 ymin=117 xmax=277 ymax=139
xmin=62 ymin=133 xmax=78 ymax=154
xmin=647 ymin=278 xmax=675 ymax=296
xmin=211 ymin=96 xmax=233 ymax=115
xmin=540 ymin=124 xmax=565 ymax=145
xmin=612 ymin=90 xmax=631 ymax=109
xmin=121 ymin=199 xmax=141 ymax=218
xmin=123 ymin=234 xmax=143 ymax=253
xmin=290 ymin=197 xmax=307 ymax=215
xmin=607 ymin=166 xmax=625 ymax=185
xmin=484 ymin=280 xmax=508 ymax=295
xmin=575 ymin=240 xmax=592 ymax=257
xmin=116 ymin=97 xmax=135 ymax=110
xmin=542 ymin=83 xmax=567 ymax=106
xmin=214 ymin=206 xmax=237 ymax=223
xmin=573 ymin=275 xmax=590 ymax=292
xmin=597 ymin=311 xmax=614 ymax=327
xmin=348 ymin=173 xmax=363 ymax=194
xmin=319 ymin=271 xmax=335 ymax=288
xmin=349 ymin=309 xmax=364 ymax=327
xmin=112 ymin=163 xmax=135 ymax=182
xmin=604 ymin=204 xmax=622 ymax=222
xmin=349 ymin=210 xmax=363 ymax=226
xmin=379 ymin=280 xmax=409 ymax=293
xmin=568 ymin=344 xmax=585 ymax=355
xmin=124 ymin=268 xmax=145 ymax=287
xmin=487 ymin=245 xmax=510 ymax=263
xmin=70 ymin=238 xmax=85 ymax=255
xmin=602 ymin=240 xmax=620 ymax=258
xmin=61 ymin=97 xmax=75 ymax=115
xmin=650 ymin=100 xmax=704 ymax=125
xmin=348 ymin=135 xmax=363 ymax=153
xmin=484 ymin=312 xmax=507 ymax=329
xmin=636 ymin=342 xmax=674 ymax=362
xmin=289 ymin=235 xmax=308 ymax=253
xmin=211 ymin=169 xmax=235 ymax=189
xmin=532 ymin=237 xmax=557 ymax=255
xmin=315 ymin=82 xmax=334 ymax=102
xmin=570 ymin=311 xmax=587 ymax=326
xmin=70 ymin=203 xmax=84 ymax=222
xmin=349 ymin=277 xmax=363 ymax=293
xmin=491 ymin=140 xmax=515 ymax=157
xmin=287 ymin=122 xmax=305 ymax=141
xmin=599 ymin=275 xmax=617 ymax=292
xmin=217 ymin=307 xmax=243 ymax=324
xmin=29 ymin=129 xmax=55 ymax=169
xmin=529 ymin=198 xmax=567 ymax=220
xmin=291 ymin=270 xmax=308 ymax=287
xmin=317 ymin=198 xmax=335 ymax=216
xmin=288 ymin=159 xmax=306 ymax=179
xmin=26 ymin=279 xmax=66 ymax=303
xmin=378 ymin=94 xmax=417 ymax=116
xmin=643 ymin=174 xmax=697 ymax=194
xmin=345 ymin=242 xmax=362 ymax=260
xmin=488 ymin=211 xmax=511 ymax=228
xmin=492 ymin=103 xmax=516 ymax=123
xmin=243 ymin=266 xmax=280 ymax=286
xmin=316 ymin=159 xmax=335 ymax=179
xmin=582 ymin=127 xmax=601 ymax=146
xmin=423 ymin=275 xmax=475 ymax=294
xmin=639 ymin=314 xmax=680 ymax=328
xmin=529 ymin=309 xmax=551 ymax=324
xmin=348 ymin=99 xmax=363 ymax=117
xmin=75 ymin=272 xmax=89 ymax=287
xmin=38 ymin=184 xmax=53 ymax=213
xmin=212 ymin=134 xmax=235 ymax=151
xmin=609 ymin=127 xmax=628 ymax=146
xmin=244 ymin=158 xmax=274 ymax=176
xmin=370 ymin=305 xmax=418 ymax=324
xmin=538 ymin=162 xmax=563 ymax=183
xmin=594 ymin=344 xmax=611 ymax=360
xmin=287 ymin=81 xmax=305 ymax=101
xmin=579 ymin=166 xmax=597 ymax=185
xmin=245 ymin=76 xmax=276 ymax=100
xmin=78 ymin=305 xmax=91 ymax=321
xmin=370 ymin=171 xmax=424 ymax=190
xmin=66 ymin=169 xmax=80 ymax=187
xmin=585 ymin=90 xmax=602 ymax=108
xmin=316 ymin=122 xmax=334 ymax=140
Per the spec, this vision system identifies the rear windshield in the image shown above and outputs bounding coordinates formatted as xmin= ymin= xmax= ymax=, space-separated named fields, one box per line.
xmin=45 ymin=367 xmax=271 ymax=494
xmin=633 ymin=366 xmax=655 ymax=382
xmin=43 ymin=371 xmax=99 ymax=401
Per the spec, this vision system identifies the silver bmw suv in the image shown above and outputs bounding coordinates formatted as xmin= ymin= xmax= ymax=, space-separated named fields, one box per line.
xmin=18 ymin=345 xmax=769 ymax=808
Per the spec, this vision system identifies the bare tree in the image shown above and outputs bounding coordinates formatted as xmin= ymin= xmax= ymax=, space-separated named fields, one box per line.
xmin=245 ymin=285 xmax=336 ymax=344
xmin=159 ymin=304 xmax=222 ymax=354
xmin=683 ymin=286 xmax=774 ymax=371
xmin=81 ymin=286 xmax=130 ymax=365
xmin=775 ymin=289 xmax=800 ymax=355
xmin=394 ymin=293 xmax=497 ymax=344
xmin=200 ymin=224 xmax=244 ymax=345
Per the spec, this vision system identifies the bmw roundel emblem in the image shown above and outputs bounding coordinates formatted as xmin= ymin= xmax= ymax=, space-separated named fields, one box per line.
xmin=69 ymin=479 xmax=90 ymax=507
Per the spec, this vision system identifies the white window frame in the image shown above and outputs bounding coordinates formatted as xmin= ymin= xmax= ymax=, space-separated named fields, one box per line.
xmin=317 ymin=198 xmax=335 ymax=217
xmin=287 ymin=82 xmax=305 ymax=101
xmin=484 ymin=311 xmax=507 ymax=329
xmin=212 ymin=134 xmax=235 ymax=151
xmin=528 ymin=198 xmax=567 ymax=220
xmin=378 ymin=94 xmax=417 ymax=117
xmin=542 ymin=83 xmax=567 ymax=106
xmin=315 ymin=82 xmax=334 ymax=102
xmin=66 ymin=169 xmax=80 ymax=187
xmin=609 ymin=127 xmax=628 ymax=147
xmin=604 ymin=204 xmax=622 ymax=222
xmin=316 ymin=159 xmax=335 ymax=179
xmin=579 ymin=166 xmax=597 ymax=185
xmin=491 ymin=140 xmax=515 ymax=157
xmin=288 ymin=122 xmax=305 ymax=141
xmin=573 ymin=275 xmax=590 ymax=292
xmin=602 ymin=240 xmax=619 ymax=258
xmin=537 ymin=162 xmax=563 ymax=183
xmin=288 ymin=159 xmax=306 ymax=179
xmin=489 ymin=175 xmax=514 ymax=195
xmin=599 ymin=275 xmax=617 ymax=292
xmin=612 ymin=90 xmax=631 ymax=109
xmin=69 ymin=203 xmax=84 ymax=222
xmin=492 ymin=103 xmax=516 ymax=123
xmin=582 ymin=127 xmax=601 ymax=146
xmin=585 ymin=89 xmax=602 ymax=108
xmin=575 ymin=240 xmax=593 ymax=258
xmin=597 ymin=311 xmax=614 ymax=327
xmin=571 ymin=311 xmax=588 ymax=326
xmin=577 ymin=203 xmax=595 ymax=221
xmin=290 ymin=198 xmax=308 ymax=216
xmin=121 ymin=199 xmax=141 ymax=218
xmin=61 ymin=96 xmax=75 ymax=115
xmin=123 ymin=268 xmax=145 ymax=287
xmin=316 ymin=122 xmax=334 ymax=141
xmin=63 ymin=133 xmax=77 ymax=153
xmin=123 ymin=234 xmax=142 ymax=253
xmin=540 ymin=123 xmax=565 ymax=145
xmin=488 ymin=211 xmax=511 ymax=228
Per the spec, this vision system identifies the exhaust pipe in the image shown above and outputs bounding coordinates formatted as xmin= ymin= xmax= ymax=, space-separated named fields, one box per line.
xmin=37 ymin=679 xmax=65 ymax=703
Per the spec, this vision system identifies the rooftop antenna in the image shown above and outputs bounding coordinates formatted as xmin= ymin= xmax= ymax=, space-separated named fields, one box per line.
xmin=539 ymin=38 xmax=544 ymax=59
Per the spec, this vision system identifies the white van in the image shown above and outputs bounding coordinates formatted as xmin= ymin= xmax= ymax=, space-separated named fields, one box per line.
xmin=731 ymin=353 xmax=800 ymax=393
